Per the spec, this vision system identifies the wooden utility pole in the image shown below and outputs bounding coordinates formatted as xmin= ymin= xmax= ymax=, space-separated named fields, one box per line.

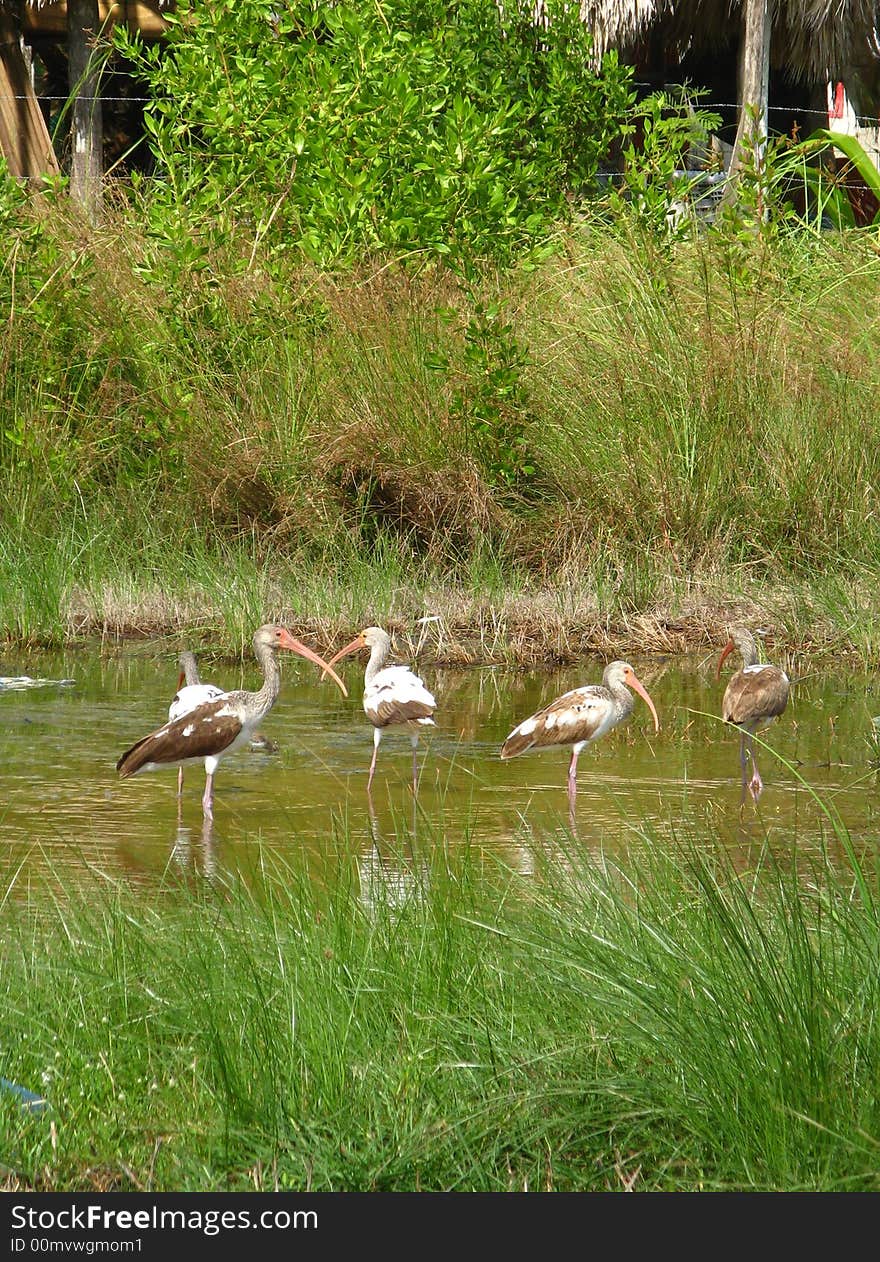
xmin=724 ymin=0 xmax=771 ymax=202
xmin=67 ymin=0 xmax=103 ymax=220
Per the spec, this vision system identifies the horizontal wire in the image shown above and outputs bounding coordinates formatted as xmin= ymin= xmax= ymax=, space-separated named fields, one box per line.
xmin=0 ymin=95 xmax=878 ymax=126
xmin=0 ymin=94 xmax=150 ymax=102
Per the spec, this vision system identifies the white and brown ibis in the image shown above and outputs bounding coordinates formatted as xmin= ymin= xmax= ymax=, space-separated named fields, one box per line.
xmin=500 ymin=661 xmax=660 ymax=811
xmin=717 ymin=626 xmax=790 ymax=802
xmin=324 ymin=626 xmax=436 ymax=792
xmin=117 ymin=624 xmax=348 ymax=818
xmin=170 ymin=650 xmax=277 ymax=789
xmin=169 ymin=651 xmax=225 ymax=797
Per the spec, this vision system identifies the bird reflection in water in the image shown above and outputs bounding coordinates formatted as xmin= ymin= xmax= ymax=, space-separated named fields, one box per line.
xmin=169 ymin=812 xmax=218 ymax=884
xmin=359 ymin=789 xmax=426 ymax=916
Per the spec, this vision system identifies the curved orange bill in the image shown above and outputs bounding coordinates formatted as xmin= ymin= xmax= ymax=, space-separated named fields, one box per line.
xmin=629 ymin=671 xmax=660 ymax=732
xmin=277 ymin=629 xmax=348 ymax=697
xmin=716 ymin=639 xmax=735 ymax=681
xmin=177 ymin=671 xmax=186 ymax=690
xmin=319 ymin=633 xmax=366 ymax=682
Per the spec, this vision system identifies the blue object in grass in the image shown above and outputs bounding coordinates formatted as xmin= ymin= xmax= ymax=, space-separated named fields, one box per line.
xmin=0 ymin=1077 xmax=47 ymax=1113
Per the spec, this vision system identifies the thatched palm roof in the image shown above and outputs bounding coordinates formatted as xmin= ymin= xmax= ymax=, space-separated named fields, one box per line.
xmin=8 ymin=1 xmax=879 ymax=83
xmin=578 ymin=0 xmax=659 ymax=56
xmin=772 ymin=1 xmax=879 ymax=81
xmin=586 ymin=0 xmax=879 ymax=82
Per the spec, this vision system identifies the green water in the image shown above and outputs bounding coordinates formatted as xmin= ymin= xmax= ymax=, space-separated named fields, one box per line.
xmin=1 ymin=640 xmax=878 ymax=896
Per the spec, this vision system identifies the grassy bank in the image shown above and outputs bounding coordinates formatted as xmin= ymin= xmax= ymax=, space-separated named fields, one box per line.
xmin=3 ymin=198 xmax=880 ymax=662
xmin=1 ymin=806 xmax=878 ymax=1192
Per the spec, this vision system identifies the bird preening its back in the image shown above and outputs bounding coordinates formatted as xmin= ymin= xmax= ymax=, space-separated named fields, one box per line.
xmin=168 ymin=651 xmax=225 ymax=796
xmin=500 ymin=660 xmax=660 ymax=811
xmin=117 ymin=624 xmax=348 ymax=818
xmin=170 ymin=650 xmax=224 ymax=722
xmin=717 ymin=625 xmax=790 ymax=802
xmin=324 ymin=626 xmax=437 ymax=792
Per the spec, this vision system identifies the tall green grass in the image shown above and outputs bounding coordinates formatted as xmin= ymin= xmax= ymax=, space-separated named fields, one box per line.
xmin=523 ymin=226 xmax=880 ymax=578
xmin=2 ymin=811 xmax=878 ymax=1191
xmin=3 ymin=199 xmax=880 ymax=657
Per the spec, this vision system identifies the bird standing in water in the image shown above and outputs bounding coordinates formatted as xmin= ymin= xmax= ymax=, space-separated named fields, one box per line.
xmin=717 ymin=626 xmax=790 ymax=803
xmin=324 ymin=626 xmax=436 ymax=792
xmin=168 ymin=651 xmax=225 ymax=797
xmin=118 ymin=624 xmax=347 ymax=818
xmin=500 ymin=660 xmax=660 ymax=812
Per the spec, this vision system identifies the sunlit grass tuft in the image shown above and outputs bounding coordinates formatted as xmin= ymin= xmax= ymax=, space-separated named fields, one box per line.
xmin=1 ymin=799 xmax=878 ymax=1192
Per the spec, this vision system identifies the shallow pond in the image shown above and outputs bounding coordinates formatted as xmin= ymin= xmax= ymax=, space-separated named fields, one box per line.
xmin=1 ymin=640 xmax=879 ymax=899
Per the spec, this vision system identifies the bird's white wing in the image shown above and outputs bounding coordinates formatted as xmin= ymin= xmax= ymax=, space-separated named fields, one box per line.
xmin=169 ymin=682 xmax=225 ymax=722
xmin=365 ymin=665 xmax=436 ymax=725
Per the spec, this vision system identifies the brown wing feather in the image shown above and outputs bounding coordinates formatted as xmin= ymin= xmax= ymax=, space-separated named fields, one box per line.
xmin=722 ymin=667 xmax=790 ymax=728
xmin=116 ymin=701 xmax=243 ymax=778
xmin=368 ymin=698 xmax=435 ymax=728
xmin=500 ymin=687 xmax=612 ymax=758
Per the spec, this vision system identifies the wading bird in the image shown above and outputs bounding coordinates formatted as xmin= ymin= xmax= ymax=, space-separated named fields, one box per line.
xmin=169 ymin=651 xmax=225 ymax=797
xmin=117 ymin=624 xmax=348 ymax=818
xmin=717 ymin=626 xmax=790 ymax=802
xmin=324 ymin=626 xmax=436 ymax=792
xmin=170 ymin=650 xmax=276 ymax=791
xmin=500 ymin=661 xmax=660 ymax=812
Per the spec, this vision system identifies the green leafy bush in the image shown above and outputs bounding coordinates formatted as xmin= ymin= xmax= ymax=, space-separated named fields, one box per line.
xmin=612 ymin=88 xmax=722 ymax=233
xmin=772 ymin=128 xmax=880 ymax=231
xmin=116 ymin=0 xmax=634 ymax=270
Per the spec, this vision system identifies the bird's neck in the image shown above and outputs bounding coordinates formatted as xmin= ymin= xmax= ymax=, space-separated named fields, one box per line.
xmin=739 ymin=635 xmax=759 ymax=668
xmin=247 ymin=643 xmax=281 ymax=718
xmin=610 ymin=681 xmax=635 ymax=720
xmin=603 ymin=671 xmax=635 ymax=720
xmin=182 ymin=653 xmax=200 ymax=686
xmin=364 ymin=640 xmax=389 ymax=689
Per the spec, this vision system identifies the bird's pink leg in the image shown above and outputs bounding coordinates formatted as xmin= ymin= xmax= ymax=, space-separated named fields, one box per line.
xmin=738 ymin=733 xmax=749 ymax=806
xmin=367 ymin=729 xmax=381 ymax=792
xmin=746 ymin=734 xmax=763 ymax=800
xmin=567 ymin=747 xmax=580 ymax=810
xmin=177 ymin=765 xmax=184 ymax=797
xmin=202 ymin=772 xmax=215 ymax=819
xmin=410 ymin=734 xmax=419 ymax=792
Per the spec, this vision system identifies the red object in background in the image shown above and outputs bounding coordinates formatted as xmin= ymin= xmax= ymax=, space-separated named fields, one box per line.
xmin=829 ymin=81 xmax=846 ymax=121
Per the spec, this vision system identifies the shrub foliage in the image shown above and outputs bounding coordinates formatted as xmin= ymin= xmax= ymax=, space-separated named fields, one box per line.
xmin=117 ymin=0 xmax=634 ymax=269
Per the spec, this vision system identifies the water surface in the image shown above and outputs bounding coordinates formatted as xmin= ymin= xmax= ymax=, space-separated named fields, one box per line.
xmin=1 ymin=641 xmax=878 ymax=900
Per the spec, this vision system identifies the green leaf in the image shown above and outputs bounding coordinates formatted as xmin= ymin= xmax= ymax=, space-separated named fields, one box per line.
xmin=805 ymin=128 xmax=880 ymax=213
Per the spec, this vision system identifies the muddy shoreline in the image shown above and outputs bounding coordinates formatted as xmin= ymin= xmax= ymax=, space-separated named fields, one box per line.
xmin=10 ymin=587 xmax=868 ymax=669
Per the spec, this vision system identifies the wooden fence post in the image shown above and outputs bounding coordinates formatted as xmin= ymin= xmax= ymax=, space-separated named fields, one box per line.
xmin=67 ymin=0 xmax=103 ymax=220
